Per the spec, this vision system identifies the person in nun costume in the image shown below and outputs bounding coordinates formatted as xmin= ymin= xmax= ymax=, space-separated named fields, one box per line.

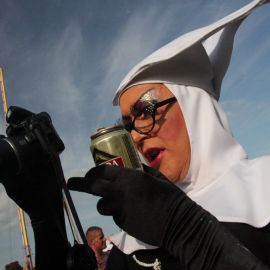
xmin=1 ymin=0 xmax=269 ymax=269
xmin=68 ymin=0 xmax=270 ymax=269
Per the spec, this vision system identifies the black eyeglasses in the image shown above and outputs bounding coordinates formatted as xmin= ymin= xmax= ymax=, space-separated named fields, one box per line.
xmin=124 ymin=97 xmax=177 ymax=134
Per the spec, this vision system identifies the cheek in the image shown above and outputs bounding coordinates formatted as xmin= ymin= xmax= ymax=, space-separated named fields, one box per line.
xmin=158 ymin=107 xmax=191 ymax=179
xmin=159 ymin=110 xmax=184 ymax=142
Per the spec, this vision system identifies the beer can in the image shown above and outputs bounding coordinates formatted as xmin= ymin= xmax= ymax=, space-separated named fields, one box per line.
xmin=90 ymin=125 xmax=142 ymax=169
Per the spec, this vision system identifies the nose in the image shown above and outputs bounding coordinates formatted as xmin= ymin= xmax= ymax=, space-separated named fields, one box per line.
xmin=131 ymin=129 xmax=147 ymax=145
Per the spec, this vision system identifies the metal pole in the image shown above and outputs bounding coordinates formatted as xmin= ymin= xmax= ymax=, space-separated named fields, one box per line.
xmin=0 ymin=68 xmax=8 ymax=114
xmin=18 ymin=208 xmax=34 ymax=269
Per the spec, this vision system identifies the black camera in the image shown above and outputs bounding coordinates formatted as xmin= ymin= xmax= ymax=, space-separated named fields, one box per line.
xmin=0 ymin=106 xmax=97 ymax=269
xmin=0 ymin=106 xmax=65 ymax=179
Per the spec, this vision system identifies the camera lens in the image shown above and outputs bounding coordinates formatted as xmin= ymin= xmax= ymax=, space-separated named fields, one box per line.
xmin=0 ymin=138 xmax=20 ymax=180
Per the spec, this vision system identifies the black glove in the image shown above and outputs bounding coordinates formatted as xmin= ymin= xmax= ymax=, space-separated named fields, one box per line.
xmin=68 ymin=164 xmax=180 ymax=246
xmin=0 ymin=106 xmax=69 ymax=270
xmin=68 ymin=165 xmax=269 ymax=270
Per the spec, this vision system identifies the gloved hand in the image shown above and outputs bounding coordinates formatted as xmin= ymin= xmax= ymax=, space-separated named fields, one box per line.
xmin=67 ymin=164 xmax=187 ymax=246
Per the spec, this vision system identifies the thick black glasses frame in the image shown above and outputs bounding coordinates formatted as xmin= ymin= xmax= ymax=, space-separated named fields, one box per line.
xmin=124 ymin=96 xmax=177 ymax=134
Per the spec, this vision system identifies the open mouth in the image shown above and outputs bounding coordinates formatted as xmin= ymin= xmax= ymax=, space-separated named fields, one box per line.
xmin=143 ymin=148 xmax=164 ymax=168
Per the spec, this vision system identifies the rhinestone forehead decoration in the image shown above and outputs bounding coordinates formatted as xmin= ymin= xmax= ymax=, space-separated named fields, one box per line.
xmin=132 ymin=89 xmax=159 ymax=115
xmin=140 ymin=89 xmax=160 ymax=104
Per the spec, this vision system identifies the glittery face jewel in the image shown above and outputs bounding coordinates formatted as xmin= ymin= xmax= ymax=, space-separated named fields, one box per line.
xmin=131 ymin=89 xmax=160 ymax=116
xmin=140 ymin=89 xmax=160 ymax=103
xmin=123 ymin=91 xmax=177 ymax=134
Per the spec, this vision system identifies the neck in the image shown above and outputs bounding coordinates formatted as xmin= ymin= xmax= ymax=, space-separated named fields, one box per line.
xmin=92 ymin=247 xmax=103 ymax=258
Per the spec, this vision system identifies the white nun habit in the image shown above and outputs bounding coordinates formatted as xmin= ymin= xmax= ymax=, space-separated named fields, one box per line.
xmin=109 ymin=0 xmax=270 ymax=254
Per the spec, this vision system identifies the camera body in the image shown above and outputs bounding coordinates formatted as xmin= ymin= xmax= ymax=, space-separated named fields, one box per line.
xmin=0 ymin=106 xmax=65 ymax=179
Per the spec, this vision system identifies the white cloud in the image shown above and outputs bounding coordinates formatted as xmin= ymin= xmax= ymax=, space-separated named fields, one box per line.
xmin=0 ymin=185 xmax=20 ymax=232
xmin=38 ymin=22 xmax=85 ymax=116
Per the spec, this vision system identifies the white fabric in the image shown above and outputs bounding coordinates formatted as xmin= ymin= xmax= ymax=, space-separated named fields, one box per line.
xmin=168 ymin=85 xmax=247 ymax=192
xmin=168 ymin=84 xmax=270 ymax=228
xmin=109 ymin=0 xmax=270 ymax=254
xmin=108 ymin=231 xmax=157 ymax=254
xmin=113 ymin=0 xmax=268 ymax=105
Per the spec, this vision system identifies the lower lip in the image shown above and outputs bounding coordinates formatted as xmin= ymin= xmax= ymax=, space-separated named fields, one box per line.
xmin=149 ymin=150 xmax=164 ymax=168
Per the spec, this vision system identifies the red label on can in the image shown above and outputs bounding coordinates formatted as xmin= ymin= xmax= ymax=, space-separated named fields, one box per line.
xmin=101 ymin=157 xmax=125 ymax=167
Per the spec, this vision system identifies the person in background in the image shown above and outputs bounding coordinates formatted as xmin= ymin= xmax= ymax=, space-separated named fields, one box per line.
xmin=5 ymin=261 xmax=23 ymax=270
xmin=85 ymin=226 xmax=110 ymax=270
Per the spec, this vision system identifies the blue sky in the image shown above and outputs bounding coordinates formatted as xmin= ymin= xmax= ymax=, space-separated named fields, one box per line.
xmin=0 ymin=0 xmax=269 ymax=267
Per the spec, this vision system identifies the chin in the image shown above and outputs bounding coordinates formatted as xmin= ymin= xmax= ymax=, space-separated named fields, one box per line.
xmin=159 ymin=168 xmax=177 ymax=183
xmin=167 ymin=176 xmax=179 ymax=183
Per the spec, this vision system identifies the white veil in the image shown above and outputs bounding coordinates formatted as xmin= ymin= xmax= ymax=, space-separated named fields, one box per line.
xmin=168 ymin=84 xmax=270 ymax=227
